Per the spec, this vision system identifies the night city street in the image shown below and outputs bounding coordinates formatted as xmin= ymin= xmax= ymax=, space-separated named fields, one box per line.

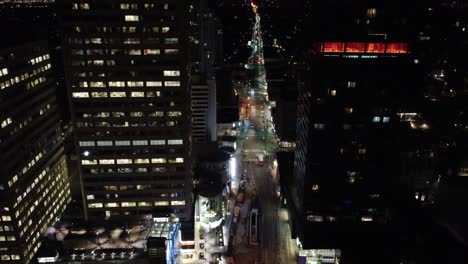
xmin=1 ymin=0 xmax=467 ymax=264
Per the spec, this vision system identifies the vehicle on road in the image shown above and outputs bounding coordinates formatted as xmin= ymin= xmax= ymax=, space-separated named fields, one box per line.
xmin=258 ymin=154 xmax=264 ymax=166
xmin=248 ymin=208 xmax=260 ymax=246
xmin=233 ymin=205 xmax=241 ymax=223
xmin=199 ymin=252 xmax=204 ymax=260
xmin=236 ymin=191 xmax=245 ymax=205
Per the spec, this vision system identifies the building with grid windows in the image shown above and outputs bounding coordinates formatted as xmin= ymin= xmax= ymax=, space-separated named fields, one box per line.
xmin=0 ymin=40 xmax=71 ymax=264
xmin=58 ymin=0 xmax=193 ymax=220
xmin=289 ymin=42 xmax=423 ymax=261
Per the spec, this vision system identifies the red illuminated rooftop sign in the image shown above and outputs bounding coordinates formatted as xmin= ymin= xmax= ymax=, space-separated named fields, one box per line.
xmin=320 ymin=42 xmax=408 ymax=54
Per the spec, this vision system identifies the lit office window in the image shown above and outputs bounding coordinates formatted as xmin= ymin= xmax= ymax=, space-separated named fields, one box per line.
xmin=1 ymin=117 xmax=12 ymax=128
xmin=86 ymin=195 xmax=94 ymax=200
xmin=167 ymin=139 xmax=183 ymax=145
xmin=117 ymin=159 xmax=132 ymax=164
xmin=361 ymin=216 xmax=373 ymax=222
xmin=146 ymin=81 xmax=162 ymax=87
xmin=90 ymin=81 xmax=106 ymax=87
xmin=91 ymin=92 xmax=108 ymax=98
xmin=115 ymin=141 xmax=131 ymax=146
xmin=99 ymin=159 xmax=115 ymax=165
xmin=164 ymin=38 xmax=179 ymax=44
xmin=81 ymin=160 xmax=98 ymax=165
xmin=151 ymin=158 xmax=166 ymax=164
xmin=134 ymin=159 xmax=150 ymax=164
xmin=313 ymin=123 xmax=325 ymax=130
xmin=165 ymin=81 xmax=180 ymax=87
xmin=367 ymin=8 xmax=377 ymax=18
xmin=131 ymin=92 xmax=145 ymax=97
xmin=110 ymin=92 xmax=126 ymax=97
xmin=109 ymin=81 xmax=126 ymax=87
xmin=161 ymin=27 xmax=170 ymax=33
xmin=129 ymin=49 xmax=141 ymax=55
xmin=144 ymin=49 xmax=160 ymax=55
xmin=72 ymin=92 xmax=89 ymax=98
xmin=138 ymin=202 xmax=152 ymax=207
xmin=372 ymin=116 xmax=381 ymax=123
xmin=122 ymin=202 xmax=136 ymax=207
xmin=150 ymin=140 xmax=165 ymax=145
xmin=155 ymin=201 xmax=169 ymax=206
xmin=165 ymin=49 xmax=179 ymax=55
xmin=0 ymin=68 xmax=8 ymax=76
xmin=80 ymin=3 xmax=90 ymax=9
xmin=347 ymin=81 xmax=356 ymax=88
xmin=164 ymin=70 xmax=180 ymax=76
xmin=133 ymin=140 xmax=148 ymax=145
xmin=88 ymin=203 xmax=103 ymax=208
xmin=127 ymin=81 xmax=144 ymax=87
xmin=171 ymin=200 xmax=185 ymax=206
xmin=344 ymin=107 xmax=353 ymax=114
xmin=125 ymin=15 xmax=139 ymax=22
xmin=168 ymin=111 xmax=182 ymax=117
xmin=307 ymin=215 xmax=323 ymax=222
xmin=79 ymin=141 xmax=95 ymax=147
xmin=105 ymin=203 xmax=119 ymax=208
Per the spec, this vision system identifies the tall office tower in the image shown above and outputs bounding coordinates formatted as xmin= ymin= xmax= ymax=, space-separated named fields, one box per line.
xmin=0 ymin=40 xmax=71 ymax=264
xmin=191 ymin=80 xmax=216 ymax=143
xmin=291 ymin=41 xmax=422 ymax=260
xmin=188 ymin=0 xmax=220 ymax=143
xmin=59 ymin=0 xmax=192 ymax=220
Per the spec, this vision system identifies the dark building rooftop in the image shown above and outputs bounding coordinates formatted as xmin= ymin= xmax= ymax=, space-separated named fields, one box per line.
xmin=195 ymin=168 xmax=224 ymax=198
xmin=179 ymin=222 xmax=195 ymax=241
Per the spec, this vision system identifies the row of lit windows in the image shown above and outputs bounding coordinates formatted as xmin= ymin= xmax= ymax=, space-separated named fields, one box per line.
xmin=77 ymin=78 xmax=178 ymax=90
xmin=79 ymin=139 xmax=182 ymax=147
xmin=69 ymin=37 xmax=178 ymax=45
xmin=121 ymin=3 xmax=170 ymax=10
xmin=79 ymin=111 xmax=181 ymax=118
xmin=99 ymin=183 xmax=184 ymax=192
xmin=1 ymin=117 xmax=12 ymax=128
xmin=13 ymin=168 xmax=47 ymax=209
xmin=82 ymin=157 xmax=184 ymax=165
xmin=19 ymin=171 xmax=68 ymax=244
xmin=29 ymin=54 xmax=49 ymax=65
xmin=0 ymin=216 xmax=12 ymax=222
xmin=0 ymin=236 xmax=15 ymax=241
xmin=87 ymin=200 xmax=184 ymax=208
xmin=73 ymin=26 xmax=171 ymax=34
xmin=7 ymin=152 xmax=44 ymax=190
xmin=0 ymin=63 xmax=51 ymax=90
xmin=72 ymin=48 xmax=162 ymax=55
xmin=72 ymin=3 xmax=171 ymax=10
xmin=86 ymin=192 xmax=181 ymax=200
xmin=0 ymin=68 xmax=8 ymax=77
xmin=72 ymin=89 xmax=180 ymax=98
xmin=0 ymin=226 xmax=13 ymax=232
xmin=26 ymin=76 xmax=47 ymax=90
xmin=76 ymin=120 xmax=181 ymax=128
xmin=0 ymin=254 xmax=20 ymax=260
xmin=86 ymin=166 xmax=183 ymax=174
xmin=12 ymin=160 xmax=69 ymax=264
xmin=126 ymin=14 xmax=176 ymax=22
